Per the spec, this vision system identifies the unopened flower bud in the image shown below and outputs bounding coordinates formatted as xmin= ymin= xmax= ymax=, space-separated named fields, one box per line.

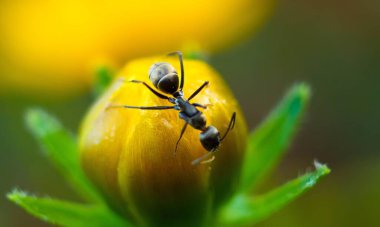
xmin=79 ymin=56 xmax=247 ymax=226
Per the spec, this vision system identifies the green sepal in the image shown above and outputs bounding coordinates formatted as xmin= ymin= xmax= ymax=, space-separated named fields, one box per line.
xmin=240 ymin=83 xmax=311 ymax=192
xmin=183 ymin=51 xmax=209 ymax=61
xmin=25 ymin=108 xmax=101 ymax=202
xmin=218 ymin=162 xmax=330 ymax=226
xmin=93 ymin=66 xmax=114 ymax=97
xmin=7 ymin=190 xmax=130 ymax=227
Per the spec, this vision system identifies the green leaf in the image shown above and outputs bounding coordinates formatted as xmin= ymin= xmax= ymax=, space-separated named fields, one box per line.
xmin=218 ymin=162 xmax=330 ymax=226
xmin=25 ymin=109 xmax=101 ymax=202
xmin=93 ymin=66 xmax=114 ymax=97
xmin=7 ymin=190 xmax=130 ymax=227
xmin=240 ymin=83 xmax=311 ymax=192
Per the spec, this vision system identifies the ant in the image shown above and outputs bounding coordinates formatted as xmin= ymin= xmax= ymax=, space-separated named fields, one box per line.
xmin=109 ymin=51 xmax=236 ymax=165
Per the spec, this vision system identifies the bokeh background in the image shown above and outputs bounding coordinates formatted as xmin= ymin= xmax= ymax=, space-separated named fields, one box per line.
xmin=1 ymin=0 xmax=379 ymax=226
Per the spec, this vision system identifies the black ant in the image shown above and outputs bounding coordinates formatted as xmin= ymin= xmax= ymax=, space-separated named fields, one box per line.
xmin=109 ymin=51 xmax=236 ymax=165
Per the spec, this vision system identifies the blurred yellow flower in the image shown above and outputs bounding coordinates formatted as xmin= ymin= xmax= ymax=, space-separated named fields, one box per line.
xmin=79 ymin=56 xmax=247 ymax=226
xmin=0 ymin=0 xmax=274 ymax=98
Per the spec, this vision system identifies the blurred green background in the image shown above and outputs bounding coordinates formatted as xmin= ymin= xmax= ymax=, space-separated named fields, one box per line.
xmin=1 ymin=0 xmax=379 ymax=226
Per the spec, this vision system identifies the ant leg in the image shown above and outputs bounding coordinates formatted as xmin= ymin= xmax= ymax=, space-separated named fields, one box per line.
xmin=129 ymin=80 xmax=170 ymax=100
xmin=188 ymin=81 xmax=209 ymax=101
xmin=192 ymin=103 xmax=210 ymax=109
xmin=167 ymin=51 xmax=184 ymax=90
xmin=174 ymin=122 xmax=189 ymax=153
xmin=191 ymin=152 xmax=214 ymax=166
xmin=107 ymin=105 xmax=175 ymax=110
xmin=220 ymin=112 xmax=236 ymax=141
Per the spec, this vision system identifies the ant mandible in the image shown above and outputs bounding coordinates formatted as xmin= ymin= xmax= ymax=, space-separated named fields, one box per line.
xmin=109 ymin=51 xmax=236 ymax=165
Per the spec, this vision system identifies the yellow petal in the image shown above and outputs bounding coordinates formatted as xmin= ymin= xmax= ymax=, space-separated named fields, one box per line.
xmin=79 ymin=56 xmax=247 ymax=225
xmin=0 ymin=0 xmax=274 ymax=98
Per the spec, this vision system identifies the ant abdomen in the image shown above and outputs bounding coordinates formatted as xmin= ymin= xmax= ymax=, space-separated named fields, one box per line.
xmin=200 ymin=126 xmax=220 ymax=152
xmin=149 ymin=62 xmax=179 ymax=94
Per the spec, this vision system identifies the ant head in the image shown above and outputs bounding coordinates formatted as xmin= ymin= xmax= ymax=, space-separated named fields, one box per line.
xmin=149 ymin=62 xmax=179 ymax=94
xmin=200 ymin=126 xmax=220 ymax=152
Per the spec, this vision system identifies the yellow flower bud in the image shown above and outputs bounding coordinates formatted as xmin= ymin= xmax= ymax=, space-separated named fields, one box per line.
xmin=0 ymin=0 xmax=274 ymax=98
xmin=79 ymin=56 xmax=247 ymax=226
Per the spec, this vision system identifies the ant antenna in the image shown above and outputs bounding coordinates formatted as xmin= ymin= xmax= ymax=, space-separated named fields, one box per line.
xmin=220 ymin=112 xmax=236 ymax=142
xmin=167 ymin=51 xmax=184 ymax=91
